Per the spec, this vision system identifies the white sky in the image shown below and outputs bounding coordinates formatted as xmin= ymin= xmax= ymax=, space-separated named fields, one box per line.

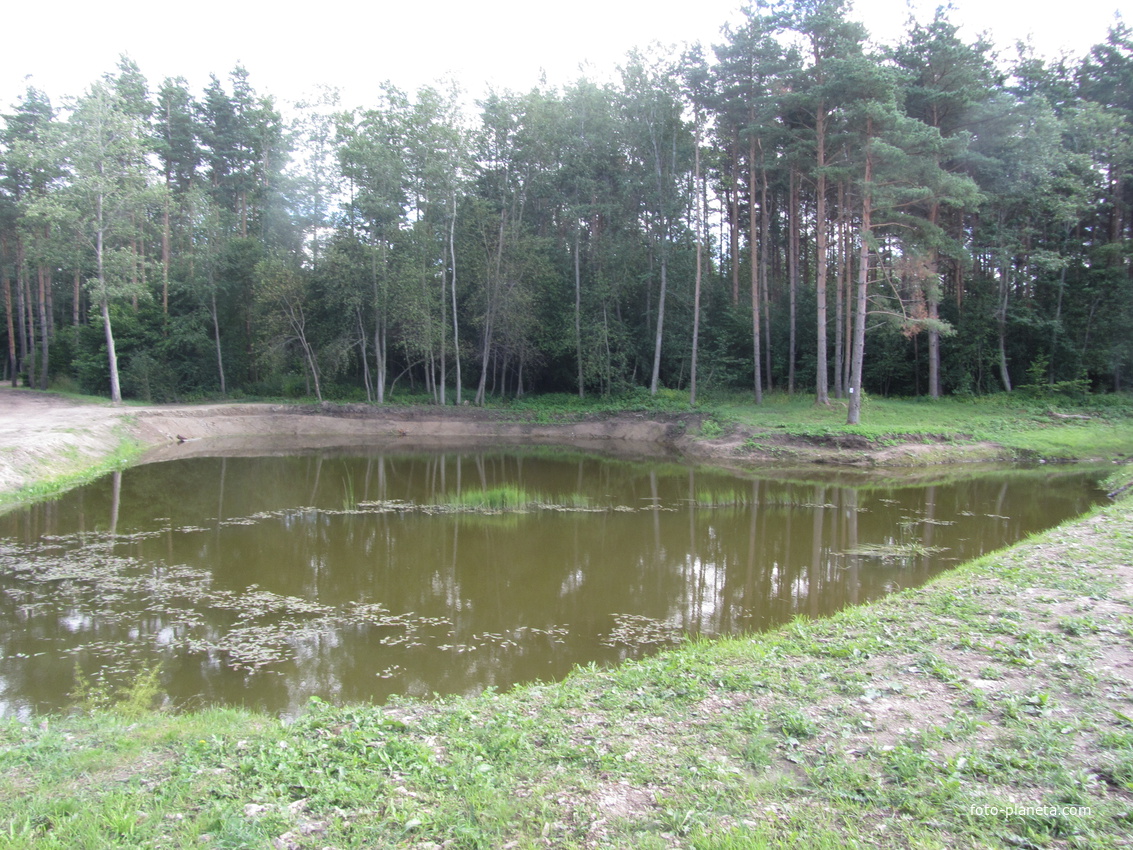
xmin=3 ymin=1 xmax=1125 ymax=114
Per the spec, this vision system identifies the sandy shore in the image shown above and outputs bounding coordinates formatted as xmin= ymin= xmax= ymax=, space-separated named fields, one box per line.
xmin=0 ymin=387 xmax=1011 ymax=499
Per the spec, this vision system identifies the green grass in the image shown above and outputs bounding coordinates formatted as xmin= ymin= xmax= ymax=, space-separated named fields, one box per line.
xmin=692 ymin=486 xmax=753 ymax=508
xmin=437 ymin=485 xmax=593 ymax=511
xmin=710 ymin=391 xmax=1133 ymax=461
xmin=443 ymin=484 xmax=532 ymax=510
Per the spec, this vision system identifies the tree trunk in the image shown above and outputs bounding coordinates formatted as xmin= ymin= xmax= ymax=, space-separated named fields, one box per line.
xmin=997 ymin=250 xmax=1012 ymax=392
xmin=575 ymin=225 xmax=584 ymax=398
xmin=847 ymin=143 xmax=872 ymax=426
xmin=788 ymin=167 xmax=799 ymax=394
xmin=357 ymin=310 xmax=372 ymax=403
xmin=449 ymin=200 xmax=462 ymax=405
xmin=97 ymin=190 xmax=122 ymax=405
xmin=15 ymin=238 xmax=28 ymax=375
xmin=927 ymin=204 xmax=941 ymax=398
xmin=731 ymin=141 xmax=741 ymax=307
xmin=372 ymin=245 xmax=387 ymax=404
xmin=814 ymin=103 xmax=830 ymax=405
xmin=760 ymin=149 xmax=772 ymax=393
xmin=162 ymin=192 xmax=171 ymax=315
xmin=749 ymin=134 xmax=762 ymax=404
xmin=834 ymin=182 xmax=846 ymax=399
xmin=649 ymin=237 xmax=668 ymax=396
xmin=102 ymin=296 xmax=122 ymax=404
xmin=690 ymin=122 xmax=703 ymax=406
xmin=37 ymin=264 xmax=49 ymax=389
xmin=374 ymin=316 xmax=386 ymax=404
xmin=210 ymin=285 xmax=226 ymax=396
xmin=3 ymin=268 xmax=15 ymax=387
xmin=301 ymin=335 xmax=321 ymax=402
xmin=73 ymin=269 xmax=81 ymax=326
xmin=477 ymin=213 xmax=506 ymax=405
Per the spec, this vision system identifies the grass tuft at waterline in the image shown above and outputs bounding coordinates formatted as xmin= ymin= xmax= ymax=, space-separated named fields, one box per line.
xmin=436 ymin=485 xmax=593 ymax=512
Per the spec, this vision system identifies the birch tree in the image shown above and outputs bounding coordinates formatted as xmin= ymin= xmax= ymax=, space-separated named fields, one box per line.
xmin=40 ymin=81 xmax=163 ymax=403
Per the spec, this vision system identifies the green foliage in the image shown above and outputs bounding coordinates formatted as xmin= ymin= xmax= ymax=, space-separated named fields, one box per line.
xmin=1 ymin=9 xmax=1131 ymax=415
xmin=1020 ymin=355 xmax=1092 ymax=401
xmin=698 ymin=418 xmax=724 ymax=438
xmin=70 ymin=663 xmax=164 ymax=717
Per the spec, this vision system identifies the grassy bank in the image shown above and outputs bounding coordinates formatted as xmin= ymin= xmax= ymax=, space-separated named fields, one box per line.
xmin=708 ymin=392 xmax=1133 ymax=462
xmin=2 ymin=475 xmax=1130 ymax=848
xmin=0 ymin=428 xmax=146 ymax=512
xmin=500 ymin=390 xmax=1133 ymax=462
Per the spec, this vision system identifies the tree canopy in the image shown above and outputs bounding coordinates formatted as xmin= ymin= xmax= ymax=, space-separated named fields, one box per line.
xmin=2 ymin=12 xmax=1130 ymax=416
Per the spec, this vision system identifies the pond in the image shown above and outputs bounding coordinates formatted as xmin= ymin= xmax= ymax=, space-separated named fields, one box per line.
xmin=0 ymin=446 xmax=1108 ymax=717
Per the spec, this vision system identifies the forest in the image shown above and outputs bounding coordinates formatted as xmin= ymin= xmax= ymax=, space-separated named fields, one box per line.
xmin=1 ymin=1 xmax=1130 ymax=423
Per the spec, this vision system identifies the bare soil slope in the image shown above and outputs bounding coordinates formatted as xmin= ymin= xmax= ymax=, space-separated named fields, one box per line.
xmin=0 ymin=387 xmax=1014 ymax=498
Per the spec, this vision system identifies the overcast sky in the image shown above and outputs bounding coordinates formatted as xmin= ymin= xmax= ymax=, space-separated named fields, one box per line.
xmin=3 ymin=1 xmax=1125 ymax=113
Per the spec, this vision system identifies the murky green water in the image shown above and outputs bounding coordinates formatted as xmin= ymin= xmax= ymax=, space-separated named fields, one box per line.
xmin=0 ymin=447 xmax=1107 ymax=717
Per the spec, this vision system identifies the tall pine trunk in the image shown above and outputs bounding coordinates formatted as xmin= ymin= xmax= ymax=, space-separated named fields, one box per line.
xmin=449 ymin=200 xmax=462 ymax=405
xmin=927 ymin=204 xmax=942 ymax=397
xmin=210 ymin=283 xmax=226 ymax=396
xmin=759 ymin=147 xmax=772 ymax=392
xmin=814 ymin=103 xmax=830 ymax=405
xmin=575 ymin=226 xmax=584 ymax=398
xmin=3 ymin=267 xmax=15 ymax=387
xmin=748 ymin=134 xmax=762 ymax=403
xmin=847 ymin=138 xmax=872 ymax=426
xmin=788 ymin=167 xmax=800 ymax=394
xmin=37 ymin=264 xmax=49 ymax=389
xmin=690 ymin=118 xmax=703 ymax=406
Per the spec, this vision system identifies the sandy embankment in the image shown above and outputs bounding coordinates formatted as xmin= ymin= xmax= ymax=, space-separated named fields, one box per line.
xmin=0 ymin=389 xmax=688 ymax=497
xmin=0 ymin=386 xmax=1017 ymax=499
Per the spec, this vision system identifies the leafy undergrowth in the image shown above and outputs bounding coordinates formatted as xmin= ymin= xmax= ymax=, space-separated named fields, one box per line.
xmin=2 ymin=485 xmax=1132 ymax=847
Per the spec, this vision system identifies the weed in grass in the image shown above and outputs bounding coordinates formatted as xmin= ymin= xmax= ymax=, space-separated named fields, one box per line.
xmin=917 ymin=652 xmax=962 ymax=685
xmin=699 ymin=419 xmax=725 ymax=439
xmin=1058 ymin=615 xmax=1098 ymax=636
xmin=774 ymin=708 xmax=818 ymax=741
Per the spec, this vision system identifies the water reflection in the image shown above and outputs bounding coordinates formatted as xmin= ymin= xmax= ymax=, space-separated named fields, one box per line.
xmin=0 ymin=449 xmax=1107 ymax=717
